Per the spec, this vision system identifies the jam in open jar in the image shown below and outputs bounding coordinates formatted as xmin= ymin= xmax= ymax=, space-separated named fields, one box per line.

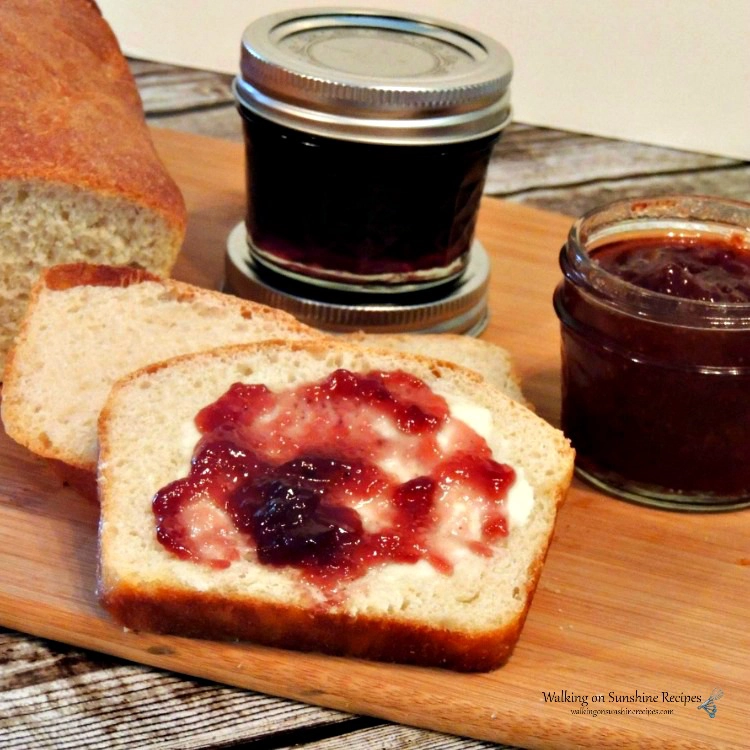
xmin=554 ymin=195 xmax=750 ymax=510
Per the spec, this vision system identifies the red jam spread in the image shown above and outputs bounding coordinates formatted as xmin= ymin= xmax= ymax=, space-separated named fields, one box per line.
xmin=153 ymin=369 xmax=515 ymax=586
xmin=556 ymin=229 xmax=750 ymax=503
xmin=592 ymin=234 xmax=750 ymax=302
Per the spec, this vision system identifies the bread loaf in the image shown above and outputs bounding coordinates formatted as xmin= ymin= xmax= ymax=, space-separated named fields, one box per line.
xmin=97 ymin=340 xmax=574 ymax=671
xmin=0 ymin=0 xmax=187 ymax=371
xmin=1 ymin=264 xmax=319 ymax=494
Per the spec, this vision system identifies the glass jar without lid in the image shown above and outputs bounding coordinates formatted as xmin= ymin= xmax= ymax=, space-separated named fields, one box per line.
xmin=553 ymin=195 xmax=750 ymax=511
xmin=233 ymin=8 xmax=512 ymax=292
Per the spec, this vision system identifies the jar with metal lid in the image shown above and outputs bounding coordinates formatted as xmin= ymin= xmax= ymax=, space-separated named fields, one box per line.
xmin=554 ymin=195 xmax=750 ymax=511
xmin=232 ymin=7 xmax=512 ymax=300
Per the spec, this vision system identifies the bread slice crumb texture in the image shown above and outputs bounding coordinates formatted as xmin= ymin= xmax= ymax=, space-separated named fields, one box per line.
xmin=1 ymin=265 xmax=319 ymax=471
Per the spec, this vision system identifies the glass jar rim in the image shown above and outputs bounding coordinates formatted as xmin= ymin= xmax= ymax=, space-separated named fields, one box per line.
xmin=562 ymin=195 xmax=750 ymax=327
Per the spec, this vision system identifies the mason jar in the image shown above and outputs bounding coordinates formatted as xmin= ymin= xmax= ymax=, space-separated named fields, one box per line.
xmin=233 ymin=8 xmax=512 ymax=293
xmin=553 ymin=195 xmax=750 ymax=511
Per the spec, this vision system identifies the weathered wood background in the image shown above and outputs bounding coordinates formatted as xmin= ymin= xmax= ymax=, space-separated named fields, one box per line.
xmin=1 ymin=60 xmax=747 ymax=750
xmin=128 ymin=60 xmax=750 ymax=217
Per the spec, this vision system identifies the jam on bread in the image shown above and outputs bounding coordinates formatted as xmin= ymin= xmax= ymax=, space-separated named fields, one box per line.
xmin=153 ymin=368 xmax=516 ymax=591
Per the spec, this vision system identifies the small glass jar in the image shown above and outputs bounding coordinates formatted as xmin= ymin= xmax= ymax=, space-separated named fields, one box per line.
xmin=553 ymin=196 xmax=750 ymax=511
xmin=233 ymin=8 xmax=512 ymax=292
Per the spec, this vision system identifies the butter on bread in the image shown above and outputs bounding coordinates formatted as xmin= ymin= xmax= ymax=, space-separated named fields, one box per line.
xmin=97 ymin=339 xmax=574 ymax=671
xmin=1 ymin=264 xmax=320 ymax=491
xmin=0 ymin=0 xmax=187 ymax=371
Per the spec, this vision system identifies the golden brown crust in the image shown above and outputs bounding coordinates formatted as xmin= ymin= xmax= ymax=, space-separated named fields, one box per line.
xmin=97 ymin=506 xmax=565 ymax=671
xmin=38 ymin=263 xmax=319 ymax=337
xmin=105 ymin=338 xmax=489 ymax=397
xmin=43 ymin=263 xmax=162 ymax=291
xmin=99 ymin=581 xmax=525 ymax=672
xmin=0 ymin=0 xmax=186 ymax=234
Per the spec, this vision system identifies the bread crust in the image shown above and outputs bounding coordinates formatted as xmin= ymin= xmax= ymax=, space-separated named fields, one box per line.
xmin=98 ymin=486 xmax=566 ymax=672
xmin=100 ymin=582 xmax=524 ymax=672
xmin=341 ymin=330 xmax=528 ymax=406
xmin=33 ymin=264 xmax=321 ymax=329
xmin=42 ymin=263 xmax=163 ymax=291
xmin=0 ymin=0 xmax=186 ymax=237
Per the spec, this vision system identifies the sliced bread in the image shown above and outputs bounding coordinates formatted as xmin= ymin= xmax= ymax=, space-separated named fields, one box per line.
xmin=0 ymin=0 xmax=187 ymax=371
xmin=1 ymin=264 xmax=527 ymax=501
xmin=0 ymin=264 xmax=319 ymax=487
xmin=97 ymin=339 xmax=574 ymax=671
xmin=341 ymin=331 xmax=526 ymax=404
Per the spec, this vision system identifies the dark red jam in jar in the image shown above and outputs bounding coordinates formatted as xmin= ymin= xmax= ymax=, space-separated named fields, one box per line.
xmin=554 ymin=196 xmax=750 ymax=510
xmin=233 ymin=9 xmax=512 ymax=291
xmin=153 ymin=369 xmax=516 ymax=593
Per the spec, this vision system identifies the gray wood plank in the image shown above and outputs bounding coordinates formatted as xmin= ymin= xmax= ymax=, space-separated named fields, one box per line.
xmin=138 ymin=72 xmax=233 ymax=115
xmin=277 ymin=723 xmax=509 ymax=750
xmin=0 ymin=629 xmax=351 ymax=750
xmin=486 ymin=123 xmax=738 ymax=193
xmin=1 ymin=628 xmax=521 ymax=750
xmin=495 ymin=163 xmax=750 ymax=217
xmin=487 ymin=124 xmax=749 ymax=214
xmin=130 ymin=59 xmax=234 ymax=113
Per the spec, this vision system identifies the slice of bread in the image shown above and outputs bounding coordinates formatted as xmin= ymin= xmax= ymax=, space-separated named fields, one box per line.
xmin=0 ymin=0 xmax=187 ymax=371
xmin=0 ymin=264 xmax=320 ymax=487
xmin=341 ymin=331 xmax=526 ymax=404
xmin=97 ymin=339 xmax=573 ymax=671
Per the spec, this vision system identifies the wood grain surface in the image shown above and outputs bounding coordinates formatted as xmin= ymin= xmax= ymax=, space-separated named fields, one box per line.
xmin=1 ymin=129 xmax=748 ymax=750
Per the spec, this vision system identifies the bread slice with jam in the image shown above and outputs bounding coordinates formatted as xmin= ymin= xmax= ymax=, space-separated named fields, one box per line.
xmin=97 ymin=339 xmax=574 ymax=671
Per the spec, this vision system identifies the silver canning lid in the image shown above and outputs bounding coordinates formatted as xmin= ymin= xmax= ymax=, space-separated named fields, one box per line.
xmin=234 ymin=7 xmax=513 ymax=145
xmin=225 ymin=223 xmax=490 ymax=335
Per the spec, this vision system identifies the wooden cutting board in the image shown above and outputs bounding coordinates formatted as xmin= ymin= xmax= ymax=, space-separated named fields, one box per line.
xmin=1 ymin=129 xmax=747 ymax=750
